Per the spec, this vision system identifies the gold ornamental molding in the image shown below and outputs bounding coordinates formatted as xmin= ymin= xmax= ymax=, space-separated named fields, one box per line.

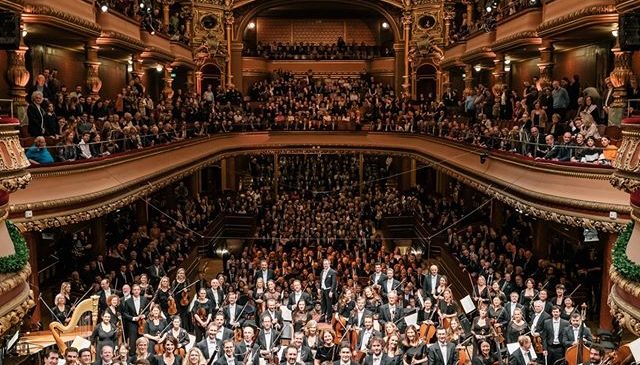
xmin=492 ymin=31 xmax=541 ymax=52
xmin=0 ymin=0 xmax=24 ymax=12
xmin=537 ymin=5 xmax=618 ymax=37
xmin=0 ymin=264 xmax=33 ymax=335
xmin=98 ymin=31 xmax=146 ymax=52
xmin=616 ymin=0 xmax=640 ymax=13
xmin=609 ymin=267 xmax=640 ymax=335
xmin=461 ymin=46 xmax=496 ymax=64
xmin=22 ymin=4 xmax=102 ymax=38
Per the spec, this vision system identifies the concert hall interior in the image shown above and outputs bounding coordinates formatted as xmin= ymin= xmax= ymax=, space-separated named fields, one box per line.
xmin=2 ymin=0 xmax=640 ymax=365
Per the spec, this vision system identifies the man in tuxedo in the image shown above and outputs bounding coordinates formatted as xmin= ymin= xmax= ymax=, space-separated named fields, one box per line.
xmin=370 ymin=263 xmax=387 ymax=287
xmin=501 ymin=273 xmax=516 ymax=297
xmin=280 ymin=332 xmax=313 ymax=365
xmin=287 ymin=280 xmax=313 ymax=310
xmin=44 ymin=349 xmax=59 ymax=365
xmin=213 ymin=313 xmax=234 ymax=341
xmin=98 ymin=278 xmax=115 ymax=313
xmin=538 ymin=290 xmax=552 ymax=314
xmin=95 ymin=255 xmax=107 ymax=278
xmin=120 ymin=285 xmax=131 ymax=304
xmin=79 ymin=348 xmax=92 ymax=365
xmin=122 ymin=284 xmax=148 ymax=355
xmin=379 ymin=292 xmax=405 ymax=331
xmin=197 ymin=323 xmax=221 ymax=361
xmin=147 ymin=258 xmax=166 ymax=286
xmin=381 ymin=268 xmax=402 ymax=301
xmin=64 ymin=347 xmax=79 ymax=365
xmin=27 ymin=91 xmax=47 ymax=137
xmin=284 ymin=346 xmax=304 ymax=365
xmin=257 ymin=314 xmax=281 ymax=361
xmin=223 ymin=292 xmax=244 ymax=329
xmin=254 ymin=260 xmax=275 ymax=284
xmin=348 ymin=297 xmax=372 ymax=328
xmin=363 ymin=337 xmax=390 ymax=365
xmin=506 ymin=292 xmax=525 ymax=321
xmin=356 ymin=316 xmax=382 ymax=352
xmin=334 ymin=345 xmax=358 ymax=365
xmin=529 ymin=301 xmax=550 ymax=339
xmin=235 ymin=326 xmax=260 ymax=364
xmin=428 ymin=328 xmax=457 ymax=365
xmin=93 ymin=345 xmax=114 ymax=365
xmin=542 ymin=306 xmax=569 ymax=365
xmin=214 ymin=339 xmax=236 ymax=365
xmin=114 ymin=265 xmax=130 ymax=291
xmin=319 ymin=259 xmax=337 ymax=320
xmin=263 ymin=298 xmax=284 ymax=331
xmin=423 ymin=265 xmax=441 ymax=299
xmin=561 ymin=313 xmax=593 ymax=349
xmin=207 ymin=278 xmax=225 ymax=311
xmin=509 ymin=335 xmax=538 ymax=365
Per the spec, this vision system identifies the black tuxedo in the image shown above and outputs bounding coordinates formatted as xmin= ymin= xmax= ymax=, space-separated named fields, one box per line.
xmin=348 ymin=309 xmax=373 ymax=327
xmin=27 ymin=103 xmax=46 ymax=137
xmin=319 ymin=268 xmax=338 ymax=317
xmin=378 ymin=304 xmax=405 ymax=331
xmin=215 ymin=356 xmax=237 ymax=365
xmin=287 ymin=291 xmax=313 ymax=310
xmin=509 ymin=348 xmax=535 ymax=365
xmin=363 ymin=353 xmax=391 ymax=365
xmin=223 ymin=303 xmax=243 ymax=328
xmin=561 ymin=325 xmax=593 ymax=349
xmin=529 ymin=311 xmax=550 ymax=334
xmin=423 ymin=274 xmax=441 ymax=298
xmin=122 ymin=295 xmax=149 ymax=354
xmin=505 ymin=302 xmax=525 ymax=321
xmin=428 ymin=342 xmax=458 ymax=365
xmin=370 ymin=272 xmax=387 ymax=286
xmin=356 ymin=328 xmax=382 ymax=350
xmin=256 ymin=330 xmax=281 ymax=351
xmin=254 ymin=269 xmax=276 ymax=284
xmin=216 ymin=327 xmax=234 ymax=342
xmin=263 ymin=309 xmax=284 ymax=330
xmin=279 ymin=345 xmax=314 ymax=365
xmin=207 ymin=287 xmax=225 ymax=310
xmin=98 ymin=289 xmax=117 ymax=313
xmin=197 ymin=337 xmax=221 ymax=360
xmin=380 ymin=278 xmax=402 ymax=298
xmin=234 ymin=342 xmax=260 ymax=364
xmin=541 ymin=318 xmax=569 ymax=365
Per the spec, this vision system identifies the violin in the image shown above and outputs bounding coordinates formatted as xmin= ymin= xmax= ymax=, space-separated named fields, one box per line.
xmin=180 ymin=289 xmax=189 ymax=307
xmin=168 ymin=296 xmax=178 ymax=316
xmin=137 ymin=317 xmax=146 ymax=335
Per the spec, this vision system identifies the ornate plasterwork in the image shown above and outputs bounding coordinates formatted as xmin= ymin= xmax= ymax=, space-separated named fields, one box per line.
xmin=22 ymin=4 xmax=102 ymax=36
xmin=0 ymin=264 xmax=33 ymax=336
xmin=536 ymin=5 xmax=617 ymax=35
xmin=609 ymin=267 xmax=640 ymax=335
xmin=492 ymin=31 xmax=540 ymax=51
xmin=99 ymin=31 xmax=146 ymax=51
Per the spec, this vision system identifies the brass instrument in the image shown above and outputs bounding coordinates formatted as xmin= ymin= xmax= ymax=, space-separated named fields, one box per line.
xmin=49 ymin=295 xmax=100 ymax=354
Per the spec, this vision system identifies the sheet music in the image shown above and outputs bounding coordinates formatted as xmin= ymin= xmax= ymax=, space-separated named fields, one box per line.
xmin=460 ymin=295 xmax=476 ymax=314
xmin=405 ymin=312 xmax=418 ymax=327
xmin=506 ymin=343 xmax=519 ymax=354
xmin=280 ymin=305 xmax=292 ymax=322
xmin=629 ymin=337 xmax=640 ymax=362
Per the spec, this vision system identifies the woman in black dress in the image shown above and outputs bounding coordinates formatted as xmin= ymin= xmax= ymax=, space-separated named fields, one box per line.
xmin=292 ymin=300 xmax=312 ymax=333
xmin=51 ymin=295 xmax=70 ymax=324
xmin=402 ymin=326 xmax=427 ymax=365
xmin=156 ymin=276 xmax=172 ymax=318
xmin=155 ymin=336 xmax=182 ymax=365
xmin=91 ymin=311 xmax=118 ymax=355
xmin=314 ymin=330 xmax=339 ymax=365
xmin=438 ymin=289 xmax=458 ymax=327
xmin=105 ymin=295 xmax=121 ymax=327
xmin=143 ymin=305 xmax=168 ymax=355
xmin=129 ymin=337 xmax=157 ymax=365
xmin=192 ymin=288 xmax=212 ymax=342
xmin=471 ymin=307 xmax=492 ymax=353
xmin=473 ymin=276 xmax=490 ymax=307
xmin=385 ymin=334 xmax=403 ymax=365
xmin=140 ymin=274 xmax=155 ymax=301
xmin=505 ymin=308 xmax=529 ymax=344
xmin=417 ymin=297 xmax=440 ymax=329
xmin=472 ymin=341 xmax=498 ymax=365
xmin=172 ymin=269 xmax=190 ymax=332
xmin=166 ymin=316 xmax=190 ymax=352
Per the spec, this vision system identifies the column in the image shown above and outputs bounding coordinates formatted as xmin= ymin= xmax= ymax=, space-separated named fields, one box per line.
xmin=190 ymin=170 xmax=202 ymax=196
xmin=221 ymin=157 xmax=236 ymax=191
xmin=187 ymin=70 xmax=195 ymax=93
xmin=273 ymin=153 xmax=279 ymax=196
xmin=608 ymin=41 xmax=634 ymax=126
xmin=466 ymin=0 xmax=474 ymax=27
xmin=24 ymin=231 xmax=40 ymax=327
xmin=444 ymin=7 xmax=453 ymax=46
xmin=163 ymin=64 xmax=174 ymax=99
xmin=599 ymin=232 xmax=616 ymax=330
xmin=6 ymin=38 xmax=30 ymax=129
xmin=393 ymin=42 xmax=405 ymax=94
xmin=537 ymin=40 xmax=554 ymax=88
xmin=436 ymin=70 xmax=443 ymax=102
xmin=402 ymin=14 xmax=412 ymax=98
xmin=410 ymin=158 xmax=416 ymax=188
xmin=195 ymin=71 xmax=203 ymax=94
xmin=464 ymin=64 xmax=474 ymax=94
xmin=225 ymin=12 xmax=234 ymax=86
xmin=231 ymin=41 xmax=244 ymax=92
xmin=85 ymin=39 xmax=102 ymax=99
xmin=435 ymin=170 xmax=448 ymax=195
xmin=490 ymin=200 xmax=505 ymax=229
xmin=493 ymin=53 xmax=505 ymax=86
xmin=92 ymin=216 xmax=106 ymax=256
xmin=136 ymin=200 xmax=148 ymax=226
xmin=161 ymin=0 xmax=172 ymax=33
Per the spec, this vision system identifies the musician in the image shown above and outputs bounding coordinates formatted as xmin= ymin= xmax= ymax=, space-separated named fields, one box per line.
xmin=123 ymin=284 xmax=150 ymax=355
xmin=587 ymin=347 xmax=604 ymax=365
xmin=255 ymin=260 xmax=276 ymax=284
xmin=144 ymin=305 xmax=168 ymax=354
xmin=418 ymin=297 xmax=439 ymax=329
xmin=223 ymin=292 xmax=245 ymax=330
xmin=473 ymin=276 xmax=490 ymax=306
xmin=207 ymin=278 xmax=225 ymax=311
xmin=427 ymin=328 xmax=457 ymax=365
xmin=116 ymin=265 xmax=132 ymax=291
xmin=505 ymin=308 xmax=528 ymax=344
xmin=214 ymin=339 xmax=237 ymax=365
xmin=281 ymin=331 xmax=314 ymax=365
xmin=488 ymin=296 xmax=509 ymax=328
xmin=122 ymin=285 xmax=132 ymax=304
xmin=333 ymin=346 xmax=357 ymax=365
xmin=212 ymin=313 xmax=234 ymax=341
xmin=402 ymin=325 xmax=427 ymax=365
xmin=140 ymin=274 xmax=155 ymax=301
xmin=52 ymin=294 xmax=71 ymax=324
xmin=284 ymin=346 xmax=306 ymax=365
xmin=363 ymin=286 xmax=382 ymax=315
xmin=560 ymin=312 xmax=592 ymax=349
xmin=116 ymin=345 xmax=131 ymax=365
xmin=385 ymin=334 xmax=403 ymax=365
xmin=379 ymin=291 xmax=406 ymax=331
xmin=314 ymin=329 xmax=339 ymax=365
xmin=446 ymin=317 xmax=465 ymax=346
xmin=263 ymin=298 xmax=284 ymax=331
xmin=105 ymin=295 xmax=121 ymax=327
xmin=185 ymin=348 xmax=207 ymax=365
xmin=257 ymin=314 xmax=281 ymax=359
xmin=561 ymin=298 xmax=577 ymax=321
xmin=64 ymin=347 xmax=79 ymax=365
xmin=435 ymin=276 xmax=449 ymax=300
xmin=537 ymin=290 xmax=552 ymax=315
xmin=541 ymin=306 xmax=569 ymax=365
xmin=303 ymin=320 xmax=320 ymax=353
xmin=472 ymin=341 xmax=497 ymax=365
xmin=254 ymin=278 xmax=266 ymax=314
xmin=192 ymin=288 xmax=213 ymax=342
xmin=129 ymin=337 xmax=157 ymax=365
xmin=59 ymin=282 xmax=73 ymax=304
xmin=196 ymin=323 xmax=222 ymax=361
xmin=349 ymin=296 xmax=373 ymax=328
xmin=319 ymin=259 xmax=338 ymax=321
xmin=357 ymin=316 xmax=382 ymax=352
xmin=489 ymin=282 xmax=507 ymax=304
xmin=529 ymin=301 xmax=550 ymax=339
xmin=550 ymin=285 xmax=566 ymax=309
xmin=423 ymin=265 xmax=441 ymax=299
xmin=371 ymin=263 xmax=387 ymax=287
xmin=167 ymin=316 xmax=190 ymax=351
xmin=99 ymin=278 xmax=116 ymax=313
xmin=471 ymin=307 xmax=492 ymax=348
xmin=519 ymin=279 xmax=538 ymax=311
xmin=437 ymin=289 xmax=458 ymax=327
xmin=234 ymin=325 xmax=260 ymax=364
xmin=148 ymin=258 xmax=167 ymax=286
xmin=92 ymin=311 xmax=118 ymax=355
xmin=509 ymin=335 xmax=538 ymax=365
xmin=264 ymin=280 xmax=281 ymax=305
xmin=156 ymin=336 xmax=182 ymax=365
xmin=156 ymin=277 xmax=172 ymax=318
xmin=500 ymin=273 xmax=516 ymax=300
xmin=172 ymin=269 xmax=191 ymax=331
xmin=292 ymin=300 xmax=312 ymax=332
xmin=288 ymin=280 xmax=313 ymax=310
xmin=95 ymin=345 xmax=115 ymax=365
xmin=381 ymin=268 xmax=402 ymax=300
xmin=78 ymin=348 xmax=92 ymax=365
xmin=506 ymin=293 xmax=525 ymax=321
xmin=363 ymin=337 xmax=390 ymax=365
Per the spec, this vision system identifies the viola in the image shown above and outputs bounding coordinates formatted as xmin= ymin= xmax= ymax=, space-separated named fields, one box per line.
xmin=180 ymin=290 xmax=189 ymax=307
xmin=137 ymin=317 xmax=146 ymax=335
xmin=167 ymin=296 xmax=178 ymax=316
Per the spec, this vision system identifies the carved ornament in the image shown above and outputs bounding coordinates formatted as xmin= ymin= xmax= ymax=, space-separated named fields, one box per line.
xmin=492 ymin=31 xmax=540 ymax=51
xmin=99 ymin=31 xmax=146 ymax=51
xmin=536 ymin=5 xmax=617 ymax=35
xmin=609 ymin=267 xmax=640 ymax=335
xmin=22 ymin=4 xmax=102 ymax=36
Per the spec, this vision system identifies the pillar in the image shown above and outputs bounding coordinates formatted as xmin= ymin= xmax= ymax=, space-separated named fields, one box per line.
xmin=402 ymin=14 xmax=412 ymax=98
xmin=161 ymin=0 xmax=172 ymax=33
xmin=608 ymin=41 xmax=634 ymax=126
xmin=537 ymin=40 xmax=554 ymax=88
xmin=92 ymin=216 xmax=106 ymax=256
xmin=464 ymin=64 xmax=474 ymax=94
xmin=84 ymin=39 xmax=102 ymax=99
xmin=225 ymin=12 xmax=234 ymax=86
xmin=24 ymin=231 xmax=40 ymax=327
xmin=230 ymin=41 xmax=244 ymax=92
xmin=533 ymin=219 xmax=549 ymax=256
xmin=490 ymin=199 xmax=505 ymax=229
xmin=393 ymin=42 xmax=405 ymax=94
xmin=444 ymin=8 xmax=453 ymax=46
xmin=163 ymin=64 xmax=174 ymax=100
xmin=221 ymin=157 xmax=236 ymax=191
xmin=435 ymin=170 xmax=448 ymax=195
xmin=6 ymin=38 xmax=30 ymax=129
xmin=187 ymin=70 xmax=195 ymax=93
xmin=493 ymin=53 xmax=505 ymax=86
xmin=190 ymin=170 xmax=202 ymax=196
xmin=599 ymin=232 xmax=616 ymax=330
xmin=466 ymin=0 xmax=474 ymax=27
xmin=436 ymin=70 xmax=443 ymax=102
xmin=136 ymin=200 xmax=148 ymax=226
xmin=195 ymin=71 xmax=203 ymax=94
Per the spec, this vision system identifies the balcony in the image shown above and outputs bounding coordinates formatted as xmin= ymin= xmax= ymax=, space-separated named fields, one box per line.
xmin=22 ymin=0 xmax=100 ymax=37
xmin=494 ymin=7 xmax=542 ymax=50
xmin=96 ymin=8 xmax=144 ymax=50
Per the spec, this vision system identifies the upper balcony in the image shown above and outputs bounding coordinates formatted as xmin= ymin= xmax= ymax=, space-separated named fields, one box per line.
xmin=16 ymin=131 xmax=629 ymax=234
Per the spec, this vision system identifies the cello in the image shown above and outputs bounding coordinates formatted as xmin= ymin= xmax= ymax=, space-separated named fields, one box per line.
xmin=564 ymin=303 xmax=590 ymax=365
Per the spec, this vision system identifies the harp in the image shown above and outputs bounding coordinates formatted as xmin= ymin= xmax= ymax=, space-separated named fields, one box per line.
xmin=49 ymin=295 xmax=100 ymax=353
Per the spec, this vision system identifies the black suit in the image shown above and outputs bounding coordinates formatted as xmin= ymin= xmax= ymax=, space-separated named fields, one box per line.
xmin=423 ymin=274 xmax=441 ymax=298
xmin=529 ymin=311 xmax=550 ymax=335
xmin=380 ymin=278 xmax=402 ymax=299
xmin=254 ymin=269 xmax=276 ymax=284
xmin=509 ymin=348 xmax=535 ymax=365
xmin=355 ymin=329 xmax=382 ymax=351
xmin=287 ymin=291 xmax=313 ymax=310
xmin=207 ymin=287 xmax=225 ymax=310
xmin=197 ymin=337 xmax=221 ymax=360
xmin=363 ymin=353 xmax=392 ymax=365
xmin=215 ymin=356 xmax=236 ymax=365
xmin=505 ymin=302 xmax=525 ymax=321
xmin=98 ymin=289 xmax=117 ymax=313
xmin=428 ymin=342 xmax=458 ymax=365
xmin=279 ymin=345 xmax=314 ymax=365
xmin=235 ymin=342 xmax=260 ymax=364
xmin=370 ymin=272 xmax=387 ymax=286
xmin=319 ymin=268 xmax=338 ymax=317
xmin=561 ymin=325 xmax=593 ymax=349
xmin=378 ymin=304 xmax=405 ymax=331
xmin=222 ymin=304 xmax=243 ymax=328
xmin=348 ymin=309 xmax=373 ymax=328
xmin=122 ymin=296 xmax=149 ymax=354
xmin=27 ymin=103 xmax=46 ymax=136
xmin=541 ymin=318 xmax=569 ymax=365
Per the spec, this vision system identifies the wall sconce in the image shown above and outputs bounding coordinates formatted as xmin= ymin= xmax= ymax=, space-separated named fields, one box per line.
xmin=474 ymin=65 xmax=482 ymax=72
xmin=127 ymin=65 xmax=133 ymax=72
xmin=156 ymin=64 xmax=163 ymax=72
xmin=382 ymin=22 xmax=390 ymax=29
xmin=462 ymin=73 xmax=466 ymax=78
xmin=504 ymin=57 xmax=511 ymax=65
xmin=247 ymin=21 xmax=256 ymax=30
xmin=504 ymin=64 xmax=511 ymax=72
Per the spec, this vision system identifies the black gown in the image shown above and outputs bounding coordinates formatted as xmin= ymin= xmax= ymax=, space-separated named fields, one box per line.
xmin=91 ymin=322 xmax=118 ymax=355
xmin=145 ymin=318 xmax=168 ymax=355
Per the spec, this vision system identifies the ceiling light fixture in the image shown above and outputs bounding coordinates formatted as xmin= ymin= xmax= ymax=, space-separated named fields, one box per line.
xmin=156 ymin=64 xmax=163 ymax=72
xmin=474 ymin=64 xmax=482 ymax=72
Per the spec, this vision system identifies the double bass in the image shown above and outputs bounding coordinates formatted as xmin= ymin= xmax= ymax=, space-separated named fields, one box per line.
xmin=564 ymin=304 xmax=590 ymax=365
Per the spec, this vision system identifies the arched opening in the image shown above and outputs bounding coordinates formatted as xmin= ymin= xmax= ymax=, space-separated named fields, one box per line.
xmin=200 ymin=64 xmax=222 ymax=92
xmin=416 ymin=64 xmax=437 ymax=100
